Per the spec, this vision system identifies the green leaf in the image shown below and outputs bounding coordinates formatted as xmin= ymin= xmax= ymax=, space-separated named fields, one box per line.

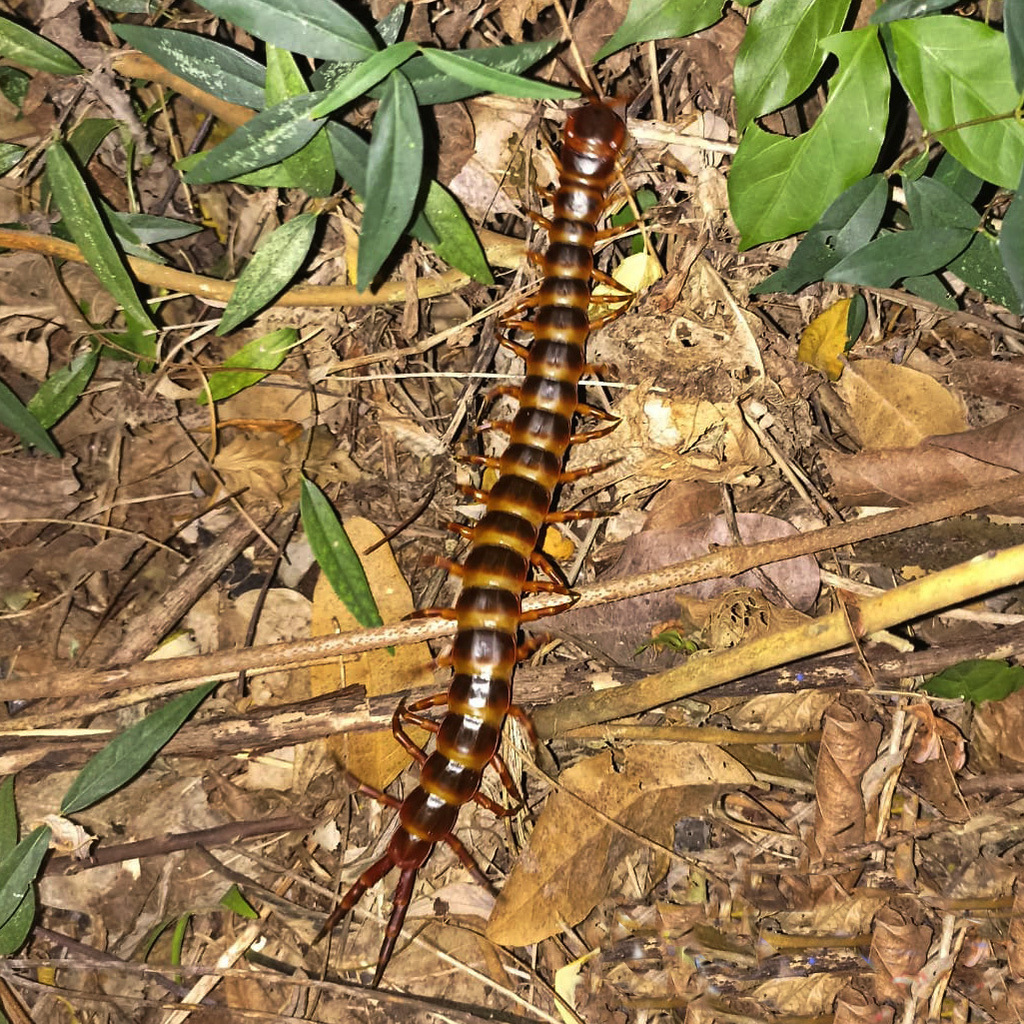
xmin=61 ymin=682 xmax=218 ymax=816
xmin=1008 ymin=0 xmax=1024 ymax=93
xmin=870 ymin=0 xmax=953 ymax=24
xmin=28 ymin=348 xmax=99 ymax=429
xmin=396 ymin=41 xmax=558 ymax=105
xmin=422 ymin=181 xmax=493 ymax=284
xmin=922 ymin=658 xmax=1024 ymax=704
xmin=200 ymin=327 xmax=299 ymax=401
xmin=185 ymin=94 xmax=326 ymax=184
xmin=950 ymin=231 xmax=1020 ymax=314
xmin=902 ymin=272 xmax=955 ymax=309
xmin=113 ymin=25 xmax=266 ymax=109
xmin=107 ymin=210 xmax=201 ymax=245
xmin=752 ymin=173 xmax=888 ymax=294
xmin=0 ymin=143 xmax=25 ymax=175
xmin=192 ymin=0 xmax=377 ymax=62
xmin=729 ymin=28 xmax=890 ymax=249
xmin=1000 ymin=167 xmax=1024 ymax=312
xmin=734 ymin=0 xmax=852 ymax=130
xmin=0 ymin=66 xmax=29 ymax=107
xmin=825 ymin=226 xmax=972 ymax=287
xmin=236 ymin=45 xmax=335 ymax=196
xmin=46 ymin=143 xmax=156 ymax=341
xmin=596 ymin=0 xmax=726 ymax=61
xmin=326 ymin=120 xmax=368 ymax=194
xmin=218 ymin=215 xmax=317 ymax=334
xmin=417 ymin=48 xmax=577 ymax=100
xmin=309 ymin=41 xmax=420 ymax=117
xmin=932 ymin=151 xmax=982 ymax=203
xmin=300 ymin=477 xmax=383 ymax=629
xmin=889 ymin=17 xmax=1024 ymax=189
xmin=220 ymin=884 xmax=259 ymax=919
xmin=0 ymin=779 xmax=15 ymax=857
xmin=357 ymin=71 xmax=422 ymax=291
xmin=0 ymin=887 xmax=35 ymax=956
xmin=0 ymin=17 xmax=82 ymax=74
xmin=375 ymin=3 xmax=407 ymax=46
xmin=0 ymin=826 xmax=50 ymax=933
xmin=0 ymin=376 xmax=60 ymax=456
xmin=903 ymin=176 xmax=980 ymax=231
xmin=97 ymin=0 xmax=158 ymax=11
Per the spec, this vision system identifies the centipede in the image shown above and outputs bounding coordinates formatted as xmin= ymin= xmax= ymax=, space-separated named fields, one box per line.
xmin=315 ymin=93 xmax=630 ymax=986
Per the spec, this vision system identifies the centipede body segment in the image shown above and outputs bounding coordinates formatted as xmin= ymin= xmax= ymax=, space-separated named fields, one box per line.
xmin=316 ymin=97 xmax=629 ymax=986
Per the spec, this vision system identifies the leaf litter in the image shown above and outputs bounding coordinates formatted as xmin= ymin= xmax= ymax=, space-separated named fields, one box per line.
xmin=0 ymin=1 xmax=1023 ymax=1022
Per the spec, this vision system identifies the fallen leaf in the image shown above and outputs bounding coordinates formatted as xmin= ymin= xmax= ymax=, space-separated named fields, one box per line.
xmin=836 ymin=359 xmax=968 ymax=450
xmin=486 ymin=744 xmax=753 ymax=946
xmin=309 ymin=517 xmax=432 ymax=790
xmin=798 ymin=298 xmax=851 ymax=380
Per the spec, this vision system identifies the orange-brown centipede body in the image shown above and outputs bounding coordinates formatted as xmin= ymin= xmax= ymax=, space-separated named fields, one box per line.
xmin=317 ymin=95 xmax=628 ymax=986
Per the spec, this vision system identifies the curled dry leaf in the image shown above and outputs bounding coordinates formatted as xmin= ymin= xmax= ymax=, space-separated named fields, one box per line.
xmin=868 ymin=906 xmax=932 ymax=1005
xmin=557 ymin=512 xmax=820 ymax=665
xmin=822 ymin=410 xmax=1024 ymax=513
xmin=1009 ymin=880 xmax=1024 ymax=980
xmin=971 ymin=688 xmax=1024 ymax=773
xmin=834 ymin=987 xmax=894 ymax=1024
xmin=486 ymin=743 xmax=753 ymax=947
xmin=309 ymin=517 xmax=432 ymax=791
xmin=835 ymin=358 xmax=968 ymax=450
xmin=812 ymin=700 xmax=881 ymax=875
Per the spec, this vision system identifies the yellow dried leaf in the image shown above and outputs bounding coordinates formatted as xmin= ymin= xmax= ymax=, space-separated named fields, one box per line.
xmin=798 ymin=298 xmax=851 ymax=381
xmin=310 ymin=517 xmax=432 ymax=790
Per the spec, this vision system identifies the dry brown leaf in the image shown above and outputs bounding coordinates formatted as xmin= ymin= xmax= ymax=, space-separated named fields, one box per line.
xmin=486 ymin=744 xmax=753 ymax=947
xmin=309 ymin=517 xmax=432 ymax=790
xmin=868 ymin=906 xmax=931 ymax=1005
xmin=971 ymin=689 xmax=1024 ymax=773
xmin=948 ymin=355 xmax=1024 ymax=407
xmin=836 ymin=358 xmax=968 ymax=449
xmin=822 ymin=411 xmax=1024 ymax=513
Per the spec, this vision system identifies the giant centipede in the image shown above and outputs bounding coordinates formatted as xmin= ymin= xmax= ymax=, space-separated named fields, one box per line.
xmin=316 ymin=94 xmax=629 ymax=986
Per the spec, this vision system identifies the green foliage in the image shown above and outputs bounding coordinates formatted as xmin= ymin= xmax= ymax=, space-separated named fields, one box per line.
xmin=299 ymin=477 xmax=384 ymax=630
xmin=0 ymin=375 xmax=60 ymax=455
xmin=0 ymin=15 xmax=82 ymax=74
xmin=199 ymin=328 xmax=299 ymax=402
xmin=607 ymin=0 xmax=1024 ymax=314
xmin=922 ymin=659 xmax=1024 ymax=704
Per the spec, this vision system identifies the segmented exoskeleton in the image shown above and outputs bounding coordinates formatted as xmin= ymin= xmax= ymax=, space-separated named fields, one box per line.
xmin=317 ymin=96 xmax=629 ymax=986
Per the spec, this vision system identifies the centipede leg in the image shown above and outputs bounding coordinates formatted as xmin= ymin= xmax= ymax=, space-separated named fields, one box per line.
xmin=313 ymin=846 xmax=398 ymax=946
xmin=373 ymin=866 xmax=417 ymax=987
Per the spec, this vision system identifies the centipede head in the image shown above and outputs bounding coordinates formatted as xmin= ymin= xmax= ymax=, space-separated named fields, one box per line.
xmin=564 ymin=100 xmax=627 ymax=158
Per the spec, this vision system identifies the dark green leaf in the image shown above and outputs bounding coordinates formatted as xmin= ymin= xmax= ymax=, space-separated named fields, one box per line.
xmin=902 ymin=272 xmax=956 ymax=308
xmin=326 ymin=120 xmax=368 ymax=194
xmin=0 ymin=826 xmax=50 ymax=933
xmin=220 ymin=884 xmax=259 ymax=919
xmin=96 ymin=0 xmax=158 ymax=11
xmin=421 ymin=182 xmax=492 ymax=284
xmin=107 ymin=211 xmax=201 ymax=245
xmin=0 ymin=17 xmax=82 ymax=74
xmin=752 ymin=174 xmax=888 ymax=294
xmin=1000 ymin=167 xmax=1024 ymax=312
xmin=952 ymin=230 xmax=1021 ymax=313
xmin=113 ymin=25 xmax=266 ymax=109
xmin=68 ymin=118 xmax=120 ymax=166
xmin=904 ymin=176 xmax=979 ymax=231
xmin=0 ymin=143 xmax=25 ymax=175
xmin=890 ymin=17 xmax=1024 ymax=189
xmin=218 ymin=215 xmax=317 ymax=334
xmin=61 ymin=682 xmax=218 ymax=816
xmin=309 ymin=41 xmax=420 ymax=118
xmin=192 ymin=0 xmax=376 ymax=62
xmin=870 ymin=0 xmax=954 ymax=24
xmin=200 ymin=328 xmax=299 ymax=401
xmin=730 ymin=28 xmax=890 ymax=249
xmin=1008 ymin=0 xmax=1024 ymax=92
xmin=0 ymin=779 xmax=16 ymax=857
xmin=417 ymin=48 xmax=576 ymax=100
xmin=28 ymin=348 xmax=98 ymax=429
xmin=0 ymin=887 xmax=35 ymax=956
xmin=185 ymin=94 xmax=325 ymax=184
xmin=0 ymin=376 xmax=60 ymax=455
xmin=845 ymin=292 xmax=867 ymax=342
xmin=596 ymin=0 xmax=726 ymax=61
xmin=932 ymin=152 xmax=982 ymax=203
xmin=376 ymin=3 xmax=407 ymax=46
xmin=357 ymin=71 xmax=421 ymax=291
xmin=300 ymin=477 xmax=383 ymax=629
xmin=922 ymin=658 xmax=1024 ymax=704
xmin=0 ymin=66 xmax=29 ymax=107
xmin=734 ymin=0 xmax=852 ymax=130
xmin=825 ymin=226 xmax=972 ymax=287
xmin=46 ymin=143 xmax=156 ymax=340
